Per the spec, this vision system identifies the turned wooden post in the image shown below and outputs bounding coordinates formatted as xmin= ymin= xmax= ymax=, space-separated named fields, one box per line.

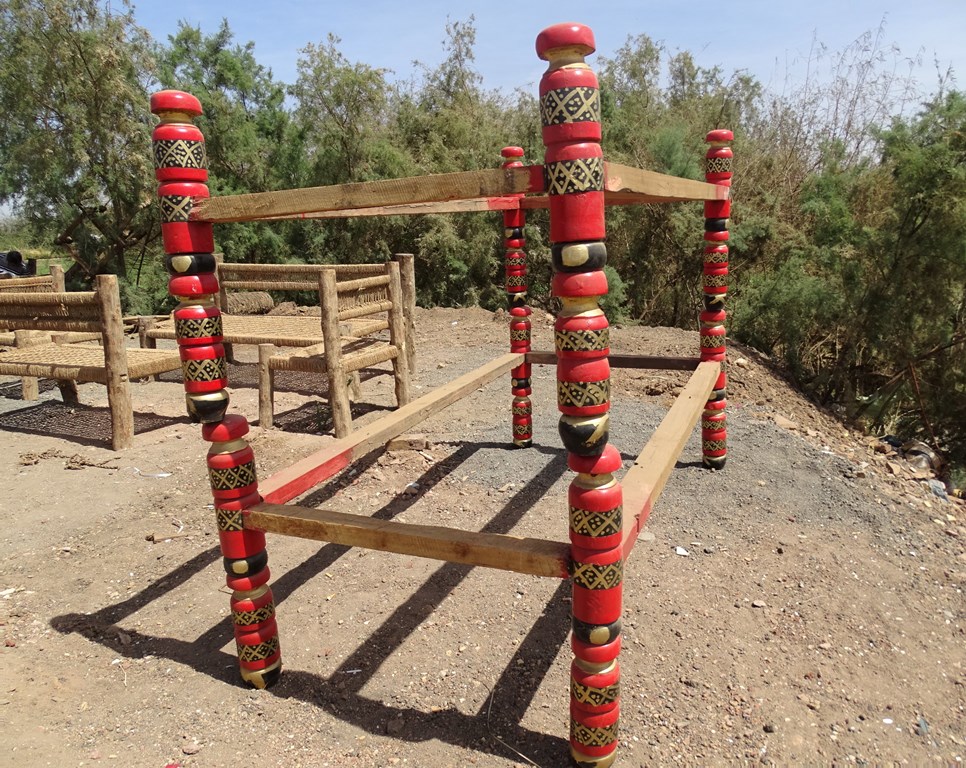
xmin=13 ymin=329 xmax=39 ymax=401
xmin=502 ymin=146 xmax=533 ymax=448
xmin=538 ymin=23 xmax=622 ymax=768
xmin=49 ymin=264 xmax=65 ymax=293
xmin=152 ymin=89 xmax=281 ymax=689
xmin=700 ymin=130 xmax=733 ymax=469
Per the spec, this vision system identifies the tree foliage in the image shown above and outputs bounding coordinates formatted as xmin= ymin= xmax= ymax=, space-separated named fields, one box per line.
xmin=1 ymin=5 xmax=963 ymax=473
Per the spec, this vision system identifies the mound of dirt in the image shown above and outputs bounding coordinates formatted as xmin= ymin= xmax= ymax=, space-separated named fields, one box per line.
xmin=0 ymin=306 xmax=962 ymax=766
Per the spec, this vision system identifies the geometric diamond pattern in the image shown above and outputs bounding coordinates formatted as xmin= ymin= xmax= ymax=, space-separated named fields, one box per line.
xmin=541 ymin=86 xmax=601 ymax=127
xmin=232 ymin=603 xmax=275 ymax=627
xmin=175 ymin=315 xmax=222 ymax=340
xmin=215 ymin=507 xmax=244 ymax=531
xmin=570 ymin=505 xmax=622 ymax=538
xmin=558 ymin=379 xmax=609 ymax=409
xmin=703 ymin=251 xmax=729 ymax=264
xmin=556 ymin=327 xmax=609 ymax=353
xmin=703 ymin=274 xmax=727 ymax=288
xmin=159 ymin=195 xmax=192 ymax=223
xmin=154 ymin=139 xmax=208 ymax=170
xmin=570 ymin=718 xmax=619 ymax=748
xmin=181 ymin=357 xmax=227 ymax=383
xmin=706 ymin=156 xmax=732 ymax=174
xmin=237 ymin=636 xmax=280 ymax=663
xmin=700 ymin=334 xmax=725 ymax=348
xmin=510 ymin=327 xmax=531 ymax=343
xmin=703 ymin=439 xmax=727 ymax=452
xmin=545 ymin=157 xmax=604 ymax=195
xmin=571 ymin=678 xmax=620 ymax=708
xmin=209 ymin=461 xmax=257 ymax=492
xmin=572 ymin=560 xmax=623 ymax=590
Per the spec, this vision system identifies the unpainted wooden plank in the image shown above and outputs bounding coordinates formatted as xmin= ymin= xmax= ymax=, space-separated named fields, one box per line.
xmin=247 ymin=503 xmax=570 ymax=578
xmin=620 ymin=361 xmax=719 ymax=560
xmin=259 ymin=352 xmax=525 ymax=504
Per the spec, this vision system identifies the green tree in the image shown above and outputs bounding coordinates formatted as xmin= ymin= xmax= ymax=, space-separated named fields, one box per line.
xmin=0 ymin=0 xmax=157 ymax=280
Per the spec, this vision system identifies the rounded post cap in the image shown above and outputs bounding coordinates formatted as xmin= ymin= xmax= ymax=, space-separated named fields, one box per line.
xmin=202 ymin=414 xmax=250 ymax=443
xmin=706 ymin=129 xmax=734 ymax=143
xmin=536 ymin=22 xmax=595 ymax=60
xmin=151 ymin=90 xmax=203 ymax=117
xmin=501 ymin=146 xmax=525 ymax=158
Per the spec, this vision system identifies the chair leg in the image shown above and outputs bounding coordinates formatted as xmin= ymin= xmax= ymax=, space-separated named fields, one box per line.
xmin=257 ymin=344 xmax=274 ymax=429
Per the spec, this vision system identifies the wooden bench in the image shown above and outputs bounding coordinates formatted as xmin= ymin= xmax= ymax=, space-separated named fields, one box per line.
xmin=142 ymin=255 xmax=416 ymax=365
xmin=257 ymin=261 xmax=412 ymax=437
xmin=0 ymin=274 xmax=182 ymax=450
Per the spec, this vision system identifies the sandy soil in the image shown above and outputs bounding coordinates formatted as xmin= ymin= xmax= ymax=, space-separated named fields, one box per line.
xmin=0 ymin=306 xmax=963 ymax=767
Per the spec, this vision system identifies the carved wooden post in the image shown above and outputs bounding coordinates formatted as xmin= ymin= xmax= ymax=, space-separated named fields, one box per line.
xmin=502 ymin=146 xmax=533 ymax=448
xmin=151 ymin=90 xmax=281 ymax=688
xmin=701 ymin=129 xmax=733 ymax=469
xmin=537 ymin=24 xmax=621 ymax=768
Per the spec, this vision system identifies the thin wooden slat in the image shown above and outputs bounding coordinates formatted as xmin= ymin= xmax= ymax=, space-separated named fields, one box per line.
xmin=247 ymin=503 xmax=570 ymax=578
xmin=620 ymin=361 xmax=719 ymax=560
xmin=337 ymin=300 xmax=393 ymax=322
xmin=342 ymin=344 xmax=398 ymax=373
xmin=604 ymin=162 xmax=730 ymax=202
xmin=259 ymin=352 xmax=525 ymax=504
xmin=193 ymin=166 xmax=543 ymax=224
xmin=259 ymin=196 xmax=524 ymax=221
xmin=526 ymin=351 xmax=701 ymax=370
xmin=336 ymin=275 xmax=390 ymax=292
xmin=221 ymin=280 xmax=318 ymax=292
xmin=220 ymin=263 xmax=385 ymax=277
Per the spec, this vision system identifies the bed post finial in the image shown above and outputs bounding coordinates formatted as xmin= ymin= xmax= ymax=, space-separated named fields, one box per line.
xmin=151 ymin=89 xmax=282 ymax=689
xmin=701 ymin=129 xmax=733 ymax=470
xmin=538 ymin=22 xmax=621 ymax=768
xmin=501 ymin=146 xmax=533 ymax=448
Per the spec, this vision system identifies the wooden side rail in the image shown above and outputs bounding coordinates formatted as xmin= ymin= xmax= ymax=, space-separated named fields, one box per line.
xmin=259 ymin=352 xmax=524 ymax=503
xmin=526 ymin=350 xmax=701 ymax=370
xmin=246 ymin=503 xmax=570 ymax=578
xmin=621 ymin=360 xmax=720 ymax=559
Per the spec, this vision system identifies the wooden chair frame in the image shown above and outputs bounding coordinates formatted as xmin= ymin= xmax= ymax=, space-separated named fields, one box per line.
xmin=0 ymin=274 xmax=182 ymax=449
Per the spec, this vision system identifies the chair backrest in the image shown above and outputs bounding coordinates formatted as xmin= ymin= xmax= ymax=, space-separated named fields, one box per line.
xmin=216 ymin=261 xmax=388 ymax=312
xmin=0 ymin=265 xmax=65 ymax=294
xmin=0 ymin=273 xmax=121 ymax=339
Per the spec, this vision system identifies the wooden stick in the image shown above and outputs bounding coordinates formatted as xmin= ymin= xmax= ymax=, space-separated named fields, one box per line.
xmin=525 ymin=351 xmax=701 ymax=370
xmin=13 ymin=330 xmax=40 ymax=400
xmin=620 ymin=361 xmax=719 ymax=560
xmin=394 ymin=253 xmax=417 ymax=374
xmin=192 ymin=166 xmax=544 ymax=224
xmin=385 ymin=261 xmax=411 ymax=406
xmin=258 ymin=343 xmax=275 ymax=429
xmin=259 ymin=352 xmax=525 ymax=504
xmin=96 ymin=274 xmax=133 ymax=450
xmin=604 ymin=162 xmax=729 ymax=202
xmin=320 ymin=269 xmax=352 ymax=438
xmin=246 ymin=503 xmax=570 ymax=578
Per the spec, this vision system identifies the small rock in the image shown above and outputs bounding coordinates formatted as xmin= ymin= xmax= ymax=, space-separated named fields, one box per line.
xmin=674 ymin=546 xmax=690 ymax=557
xmin=773 ymin=415 xmax=799 ymax=431
xmin=734 ymin=357 xmax=749 ymax=368
xmin=181 ymin=743 xmax=202 ymax=756
xmin=751 ymin=600 xmax=767 ymax=609
xmin=763 ymin=723 xmax=776 ymax=733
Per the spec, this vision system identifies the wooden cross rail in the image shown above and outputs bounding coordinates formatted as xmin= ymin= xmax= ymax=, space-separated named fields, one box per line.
xmin=258 ymin=352 xmax=525 ymax=504
xmin=248 ymin=360 xmax=717 ymax=578
xmin=245 ymin=503 xmax=571 ymax=578
xmin=620 ymin=360 xmax=720 ymax=560
xmin=190 ymin=163 xmax=727 ymax=224
xmin=525 ymin=351 xmax=701 ymax=370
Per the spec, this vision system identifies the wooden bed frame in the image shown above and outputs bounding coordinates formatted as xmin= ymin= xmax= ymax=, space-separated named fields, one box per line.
xmin=148 ymin=21 xmax=731 ymax=768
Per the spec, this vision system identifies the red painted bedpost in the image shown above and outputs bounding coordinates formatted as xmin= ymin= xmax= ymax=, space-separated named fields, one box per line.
xmin=151 ymin=91 xmax=281 ymax=688
xmin=700 ymin=129 xmax=733 ymax=470
xmin=502 ymin=146 xmax=533 ymax=448
xmin=537 ymin=24 xmax=621 ymax=768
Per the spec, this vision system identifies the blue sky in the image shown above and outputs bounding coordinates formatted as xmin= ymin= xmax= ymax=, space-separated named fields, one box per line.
xmin=131 ymin=0 xmax=963 ymax=96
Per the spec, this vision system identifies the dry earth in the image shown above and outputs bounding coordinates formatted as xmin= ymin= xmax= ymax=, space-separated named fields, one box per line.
xmin=0 ymin=306 xmax=964 ymax=767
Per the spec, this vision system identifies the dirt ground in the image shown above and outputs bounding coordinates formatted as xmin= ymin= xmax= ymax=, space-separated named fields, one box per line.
xmin=0 ymin=306 xmax=963 ymax=767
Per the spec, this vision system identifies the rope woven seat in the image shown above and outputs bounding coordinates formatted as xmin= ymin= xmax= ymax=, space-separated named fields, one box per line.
xmin=0 ymin=342 xmax=180 ymax=382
